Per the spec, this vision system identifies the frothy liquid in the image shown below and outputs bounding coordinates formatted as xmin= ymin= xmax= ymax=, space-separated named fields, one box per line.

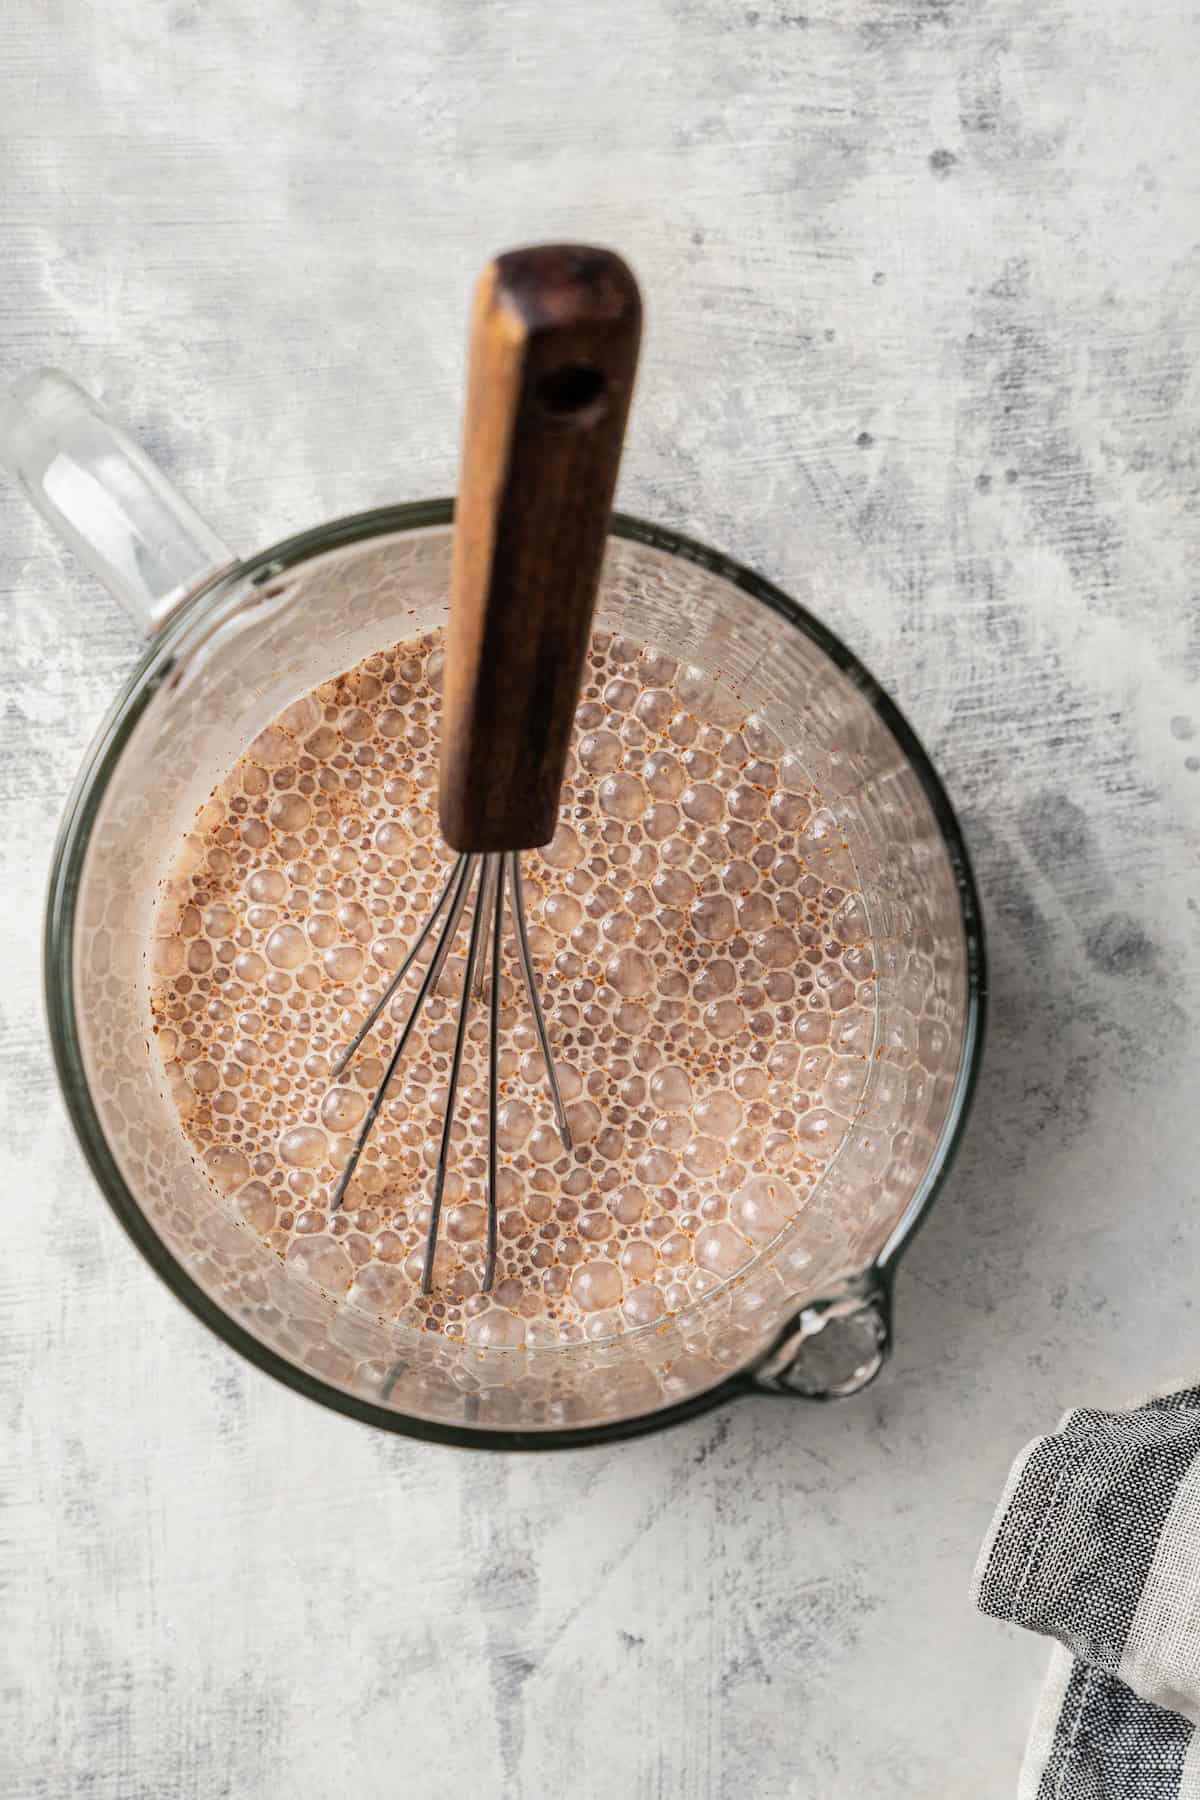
xmin=150 ymin=632 xmax=874 ymax=1348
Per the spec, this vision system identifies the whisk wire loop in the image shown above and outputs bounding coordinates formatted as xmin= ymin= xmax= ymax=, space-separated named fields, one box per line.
xmin=331 ymin=849 xmax=571 ymax=1299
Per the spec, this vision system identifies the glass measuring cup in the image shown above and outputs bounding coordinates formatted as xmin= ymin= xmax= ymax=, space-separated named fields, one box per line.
xmin=3 ymin=369 xmax=985 ymax=1448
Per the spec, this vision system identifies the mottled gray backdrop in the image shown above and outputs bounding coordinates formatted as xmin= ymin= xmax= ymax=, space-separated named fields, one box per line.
xmin=3 ymin=2 xmax=1197 ymax=1795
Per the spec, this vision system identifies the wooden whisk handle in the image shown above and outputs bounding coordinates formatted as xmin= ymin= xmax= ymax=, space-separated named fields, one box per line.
xmin=438 ymin=244 xmax=642 ymax=852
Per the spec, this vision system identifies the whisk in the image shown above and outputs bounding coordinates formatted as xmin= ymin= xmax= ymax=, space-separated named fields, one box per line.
xmin=329 ymin=245 xmax=642 ymax=1299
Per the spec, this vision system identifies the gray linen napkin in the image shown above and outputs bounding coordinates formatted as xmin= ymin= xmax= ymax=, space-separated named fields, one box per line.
xmin=974 ymin=1388 xmax=1200 ymax=1797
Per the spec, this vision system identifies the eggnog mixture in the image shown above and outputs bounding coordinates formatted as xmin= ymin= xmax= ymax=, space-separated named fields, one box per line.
xmin=150 ymin=631 xmax=875 ymax=1348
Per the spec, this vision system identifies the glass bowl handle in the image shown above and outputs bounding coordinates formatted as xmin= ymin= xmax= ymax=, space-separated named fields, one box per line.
xmin=0 ymin=368 xmax=237 ymax=635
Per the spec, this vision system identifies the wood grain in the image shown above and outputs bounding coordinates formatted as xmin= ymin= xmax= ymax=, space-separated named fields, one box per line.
xmin=440 ymin=246 xmax=641 ymax=851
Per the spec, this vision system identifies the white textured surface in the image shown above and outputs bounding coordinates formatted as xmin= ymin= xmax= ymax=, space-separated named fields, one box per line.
xmin=3 ymin=2 xmax=1198 ymax=1794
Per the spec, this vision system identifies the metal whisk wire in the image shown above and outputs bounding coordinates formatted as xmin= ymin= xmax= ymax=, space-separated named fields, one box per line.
xmin=329 ymin=852 xmax=572 ymax=1297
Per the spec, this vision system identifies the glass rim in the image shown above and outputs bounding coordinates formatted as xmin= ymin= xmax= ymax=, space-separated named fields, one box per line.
xmin=44 ymin=501 xmax=987 ymax=1450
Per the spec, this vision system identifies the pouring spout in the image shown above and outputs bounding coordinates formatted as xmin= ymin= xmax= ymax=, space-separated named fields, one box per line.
xmin=746 ymin=1270 xmax=892 ymax=1400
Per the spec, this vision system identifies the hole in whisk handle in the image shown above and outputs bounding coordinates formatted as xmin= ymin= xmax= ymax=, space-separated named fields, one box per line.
xmin=534 ymin=362 xmax=608 ymax=426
